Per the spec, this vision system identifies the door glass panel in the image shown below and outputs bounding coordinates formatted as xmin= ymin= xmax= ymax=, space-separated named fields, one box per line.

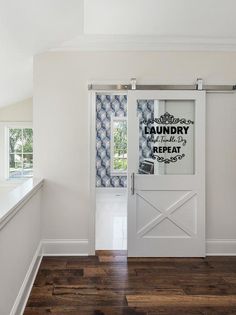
xmin=137 ymin=100 xmax=195 ymax=175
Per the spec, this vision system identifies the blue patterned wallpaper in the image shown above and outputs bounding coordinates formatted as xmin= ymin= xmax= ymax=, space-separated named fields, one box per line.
xmin=96 ymin=96 xmax=154 ymax=187
xmin=137 ymin=100 xmax=154 ymax=162
xmin=96 ymin=94 xmax=127 ymax=187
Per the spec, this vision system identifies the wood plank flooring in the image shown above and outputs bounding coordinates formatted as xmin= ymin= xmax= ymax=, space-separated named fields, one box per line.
xmin=24 ymin=251 xmax=236 ymax=315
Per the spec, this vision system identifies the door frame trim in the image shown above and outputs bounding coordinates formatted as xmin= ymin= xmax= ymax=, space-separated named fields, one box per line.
xmin=89 ymin=90 xmax=97 ymax=255
xmin=88 ymin=90 xmax=128 ymax=255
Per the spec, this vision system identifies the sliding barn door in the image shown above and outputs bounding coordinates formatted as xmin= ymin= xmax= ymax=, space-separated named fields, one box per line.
xmin=127 ymin=90 xmax=205 ymax=257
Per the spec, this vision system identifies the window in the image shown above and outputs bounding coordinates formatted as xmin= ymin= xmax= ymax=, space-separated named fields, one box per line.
xmin=111 ymin=117 xmax=127 ymax=175
xmin=8 ymin=126 xmax=33 ymax=178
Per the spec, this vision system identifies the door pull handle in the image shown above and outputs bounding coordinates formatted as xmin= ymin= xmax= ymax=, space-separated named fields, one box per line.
xmin=131 ymin=172 xmax=135 ymax=195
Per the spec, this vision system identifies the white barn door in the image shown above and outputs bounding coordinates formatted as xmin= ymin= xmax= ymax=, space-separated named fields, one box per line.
xmin=127 ymin=90 xmax=205 ymax=257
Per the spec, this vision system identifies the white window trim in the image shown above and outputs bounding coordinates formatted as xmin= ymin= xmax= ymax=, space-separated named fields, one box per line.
xmin=110 ymin=116 xmax=127 ymax=176
xmin=3 ymin=122 xmax=33 ymax=180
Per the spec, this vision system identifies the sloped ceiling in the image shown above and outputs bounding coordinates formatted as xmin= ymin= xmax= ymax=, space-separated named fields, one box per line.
xmin=0 ymin=0 xmax=83 ymax=107
xmin=1 ymin=0 xmax=236 ymax=107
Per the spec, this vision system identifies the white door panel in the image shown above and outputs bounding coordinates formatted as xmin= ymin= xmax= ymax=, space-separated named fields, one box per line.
xmin=127 ymin=90 xmax=205 ymax=257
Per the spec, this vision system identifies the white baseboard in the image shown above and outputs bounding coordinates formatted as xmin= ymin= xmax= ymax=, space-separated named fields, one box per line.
xmin=41 ymin=239 xmax=236 ymax=256
xmin=206 ymin=239 xmax=236 ymax=256
xmin=10 ymin=241 xmax=43 ymax=315
xmin=96 ymin=187 xmax=127 ymax=193
xmin=10 ymin=239 xmax=89 ymax=315
xmin=41 ymin=239 xmax=89 ymax=256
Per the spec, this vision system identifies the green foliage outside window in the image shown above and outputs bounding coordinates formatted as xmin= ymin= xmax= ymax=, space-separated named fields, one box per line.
xmin=9 ymin=128 xmax=33 ymax=178
xmin=113 ymin=120 xmax=127 ymax=172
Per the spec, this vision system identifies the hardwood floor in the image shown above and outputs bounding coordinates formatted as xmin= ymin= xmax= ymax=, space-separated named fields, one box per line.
xmin=24 ymin=251 xmax=236 ymax=315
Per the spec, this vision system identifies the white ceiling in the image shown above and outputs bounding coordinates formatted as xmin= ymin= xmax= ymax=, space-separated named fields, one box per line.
xmin=2 ymin=0 xmax=236 ymax=107
xmin=0 ymin=0 xmax=83 ymax=108
xmin=84 ymin=0 xmax=236 ymax=37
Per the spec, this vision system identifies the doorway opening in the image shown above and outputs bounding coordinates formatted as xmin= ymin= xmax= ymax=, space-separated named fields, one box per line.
xmin=93 ymin=93 xmax=128 ymax=251
xmin=90 ymin=88 xmax=205 ymax=257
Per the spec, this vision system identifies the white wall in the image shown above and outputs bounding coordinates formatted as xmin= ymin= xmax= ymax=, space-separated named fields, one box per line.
xmin=96 ymin=188 xmax=127 ymax=250
xmin=0 ymin=98 xmax=32 ymax=122
xmin=0 ymin=188 xmax=42 ymax=315
xmin=34 ymin=51 xmax=236 ymax=253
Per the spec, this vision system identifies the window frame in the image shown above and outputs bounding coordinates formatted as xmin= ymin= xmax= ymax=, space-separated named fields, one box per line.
xmin=5 ymin=122 xmax=33 ymax=180
xmin=110 ymin=116 xmax=127 ymax=176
